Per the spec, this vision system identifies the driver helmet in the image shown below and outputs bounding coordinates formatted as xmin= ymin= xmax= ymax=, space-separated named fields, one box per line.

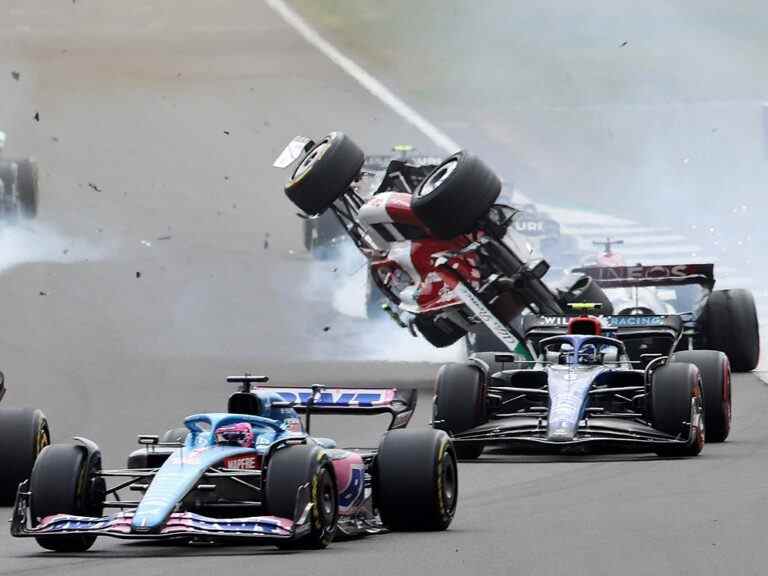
xmin=215 ymin=422 xmax=254 ymax=447
xmin=577 ymin=343 xmax=600 ymax=365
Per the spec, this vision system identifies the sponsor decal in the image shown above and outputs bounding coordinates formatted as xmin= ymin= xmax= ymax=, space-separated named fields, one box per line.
xmin=534 ymin=315 xmax=667 ymax=328
xmin=587 ymin=265 xmax=688 ymax=281
xmin=452 ymin=282 xmax=519 ymax=351
xmin=223 ymin=455 xmax=260 ymax=470
xmin=609 ymin=315 xmax=666 ymax=327
xmin=514 ymin=219 xmax=544 ymax=234
xmin=337 ymin=465 xmax=365 ymax=510
xmin=274 ymin=388 xmax=395 ymax=407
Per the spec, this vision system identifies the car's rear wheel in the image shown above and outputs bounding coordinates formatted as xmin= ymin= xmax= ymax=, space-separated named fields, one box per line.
xmin=0 ymin=407 xmax=50 ymax=504
xmin=650 ymin=363 xmax=705 ymax=457
xmin=672 ymin=350 xmax=731 ymax=442
xmin=433 ymin=363 xmax=487 ymax=459
xmin=375 ymin=429 xmax=457 ymax=531
xmin=284 ymin=132 xmax=364 ymax=216
xmin=265 ymin=444 xmax=337 ymax=549
xmin=411 ymin=151 xmax=501 ymax=240
xmin=698 ymin=289 xmax=760 ymax=372
xmin=30 ymin=444 xmax=105 ymax=552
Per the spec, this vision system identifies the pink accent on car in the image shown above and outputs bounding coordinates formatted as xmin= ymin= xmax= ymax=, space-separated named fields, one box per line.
xmin=329 ymin=451 xmax=366 ymax=515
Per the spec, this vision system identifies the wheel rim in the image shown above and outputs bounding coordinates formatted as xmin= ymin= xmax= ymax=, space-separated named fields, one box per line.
xmin=723 ymin=359 xmax=732 ymax=432
xmin=315 ymin=468 xmax=336 ymax=530
xmin=35 ymin=423 xmax=49 ymax=456
xmin=419 ymin=158 xmax=458 ymax=197
xmin=292 ymin=138 xmax=332 ymax=183
xmin=440 ymin=454 xmax=457 ymax=513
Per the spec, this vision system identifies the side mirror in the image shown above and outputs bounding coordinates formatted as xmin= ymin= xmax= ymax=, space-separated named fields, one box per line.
xmin=137 ymin=435 xmax=159 ymax=446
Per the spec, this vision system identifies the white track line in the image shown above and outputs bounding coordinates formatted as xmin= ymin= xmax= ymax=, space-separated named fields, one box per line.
xmin=268 ymin=0 xmax=764 ymax=333
xmin=265 ymin=0 xmax=461 ymax=155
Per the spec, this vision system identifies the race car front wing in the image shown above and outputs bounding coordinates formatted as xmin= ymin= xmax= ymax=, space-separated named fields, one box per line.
xmin=450 ymin=416 xmax=694 ymax=451
xmin=10 ymin=480 xmax=313 ymax=542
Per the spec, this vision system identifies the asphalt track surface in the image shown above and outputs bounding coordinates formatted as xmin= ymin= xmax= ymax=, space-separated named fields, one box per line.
xmin=0 ymin=2 xmax=766 ymax=575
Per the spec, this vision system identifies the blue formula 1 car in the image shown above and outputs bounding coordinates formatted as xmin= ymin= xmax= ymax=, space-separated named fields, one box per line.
xmin=11 ymin=376 xmax=457 ymax=552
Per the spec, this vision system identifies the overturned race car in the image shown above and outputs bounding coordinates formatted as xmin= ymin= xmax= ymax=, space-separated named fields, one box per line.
xmin=12 ymin=376 xmax=457 ymax=551
xmin=275 ymin=132 xmax=603 ymax=356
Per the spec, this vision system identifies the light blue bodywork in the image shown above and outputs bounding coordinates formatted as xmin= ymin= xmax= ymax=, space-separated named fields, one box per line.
xmin=131 ymin=412 xmax=293 ymax=532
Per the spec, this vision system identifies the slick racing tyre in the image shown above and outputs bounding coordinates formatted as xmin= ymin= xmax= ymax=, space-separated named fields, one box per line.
xmin=284 ymin=132 xmax=364 ymax=216
xmin=433 ymin=363 xmax=487 ymax=459
xmin=698 ymin=289 xmax=760 ymax=372
xmin=265 ymin=444 xmax=337 ymax=549
xmin=672 ymin=350 xmax=731 ymax=442
xmin=650 ymin=363 xmax=705 ymax=457
xmin=15 ymin=159 xmax=38 ymax=218
xmin=30 ymin=444 xmax=106 ymax=552
xmin=0 ymin=407 xmax=50 ymax=505
xmin=375 ymin=429 xmax=457 ymax=531
xmin=414 ymin=315 xmax=466 ymax=348
xmin=411 ymin=151 xmax=501 ymax=239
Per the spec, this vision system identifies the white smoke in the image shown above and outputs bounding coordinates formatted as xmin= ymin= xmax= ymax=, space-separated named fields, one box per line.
xmin=299 ymin=240 xmax=465 ymax=363
xmin=0 ymin=221 xmax=108 ymax=273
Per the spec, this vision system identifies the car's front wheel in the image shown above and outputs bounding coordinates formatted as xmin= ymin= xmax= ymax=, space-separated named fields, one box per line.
xmin=265 ymin=444 xmax=337 ymax=549
xmin=0 ymin=406 xmax=50 ymax=505
xmin=651 ymin=363 xmax=705 ymax=457
xmin=433 ymin=363 xmax=487 ymax=459
xmin=30 ymin=444 xmax=105 ymax=552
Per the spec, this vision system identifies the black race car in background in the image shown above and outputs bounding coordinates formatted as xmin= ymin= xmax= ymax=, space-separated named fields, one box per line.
xmin=562 ymin=263 xmax=760 ymax=373
xmin=0 ymin=131 xmax=38 ymax=220
xmin=0 ymin=371 xmax=50 ymax=504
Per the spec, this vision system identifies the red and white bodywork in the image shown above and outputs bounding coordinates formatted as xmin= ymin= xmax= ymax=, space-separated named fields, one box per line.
xmin=358 ymin=192 xmax=482 ymax=313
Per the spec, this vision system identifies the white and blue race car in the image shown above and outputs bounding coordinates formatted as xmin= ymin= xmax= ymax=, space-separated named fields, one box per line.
xmin=433 ymin=315 xmax=707 ymax=460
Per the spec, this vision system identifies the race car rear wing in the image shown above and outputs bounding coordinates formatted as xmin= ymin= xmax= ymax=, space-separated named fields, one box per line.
xmin=572 ymin=264 xmax=715 ymax=289
xmin=523 ymin=314 xmax=685 ymax=357
xmin=226 ymin=376 xmax=417 ymax=431
xmin=272 ymin=386 xmax=417 ymax=431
